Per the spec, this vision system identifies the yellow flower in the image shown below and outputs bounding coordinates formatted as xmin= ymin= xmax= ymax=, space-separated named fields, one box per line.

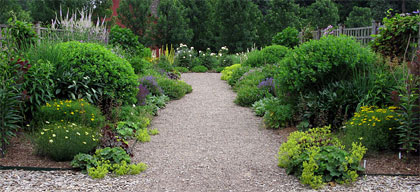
xmin=57 ymin=108 xmax=60 ymax=110
xmin=57 ymin=105 xmax=60 ymax=107
xmin=82 ymin=141 xmax=87 ymax=145
xmin=359 ymin=137 xmax=363 ymax=140
xmin=389 ymin=128 xmax=392 ymax=131
xmin=372 ymin=123 xmax=376 ymax=126
xmin=49 ymin=139 xmax=53 ymax=143
xmin=91 ymin=118 xmax=94 ymax=121
xmin=40 ymin=132 xmax=44 ymax=135
xmin=350 ymin=122 xmax=354 ymax=125
xmin=85 ymin=132 xmax=89 ymax=135
xmin=81 ymin=103 xmax=84 ymax=107
xmin=71 ymin=112 xmax=74 ymax=115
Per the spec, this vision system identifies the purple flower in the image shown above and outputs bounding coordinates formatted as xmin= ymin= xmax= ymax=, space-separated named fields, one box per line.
xmin=137 ymin=84 xmax=150 ymax=106
xmin=258 ymin=78 xmax=276 ymax=95
xmin=139 ymin=76 xmax=163 ymax=96
xmin=413 ymin=10 xmax=419 ymax=14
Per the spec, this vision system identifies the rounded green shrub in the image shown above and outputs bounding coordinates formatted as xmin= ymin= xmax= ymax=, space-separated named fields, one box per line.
xmin=234 ymin=86 xmax=267 ymax=107
xmin=260 ymin=45 xmax=290 ymax=65
xmin=109 ymin=25 xmax=145 ymax=56
xmin=243 ymin=50 xmax=264 ymax=67
xmin=34 ymin=99 xmax=105 ymax=128
xmin=277 ymin=35 xmax=376 ymax=94
xmin=55 ymin=41 xmax=138 ymax=104
xmin=264 ymin=102 xmax=294 ymax=129
xmin=272 ymin=27 xmax=299 ymax=48
xmin=342 ymin=106 xmax=401 ymax=151
xmin=191 ymin=65 xmax=208 ymax=73
xmin=227 ymin=65 xmax=251 ymax=87
xmin=35 ymin=122 xmax=100 ymax=161
xmin=175 ymin=66 xmax=189 ymax=73
xmin=158 ymin=78 xmax=191 ymax=100
xmin=129 ymin=56 xmax=152 ymax=74
xmin=221 ymin=64 xmax=241 ymax=81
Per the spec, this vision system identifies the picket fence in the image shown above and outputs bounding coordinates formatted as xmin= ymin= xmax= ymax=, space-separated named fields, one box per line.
xmin=0 ymin=23 xmax=109 ymax=48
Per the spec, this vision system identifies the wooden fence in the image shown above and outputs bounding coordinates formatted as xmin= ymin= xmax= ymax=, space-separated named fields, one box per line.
xmin=304 ymin=21 xmax=382 ymax=45
xmin=0 ymin=23 xmax=109 ymax=48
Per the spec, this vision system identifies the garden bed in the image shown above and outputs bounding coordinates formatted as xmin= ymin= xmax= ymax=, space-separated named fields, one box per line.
xmin=273 ymin=127 xmax=419 ymax=176
xmin=2 ymin=128 xmax=418 ymax=176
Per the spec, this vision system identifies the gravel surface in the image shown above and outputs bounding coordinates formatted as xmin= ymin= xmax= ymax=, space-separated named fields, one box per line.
xmin=1 ymin=73 xmax=419 ymax=191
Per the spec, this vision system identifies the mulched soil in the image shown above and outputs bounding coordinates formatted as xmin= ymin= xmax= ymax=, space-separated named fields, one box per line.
xmin=1 ymin=127 xmax=418 ymax=176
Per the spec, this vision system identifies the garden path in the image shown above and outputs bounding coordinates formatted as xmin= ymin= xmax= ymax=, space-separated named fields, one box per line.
xmin=0 ymin=73 xmax=417 ymax=191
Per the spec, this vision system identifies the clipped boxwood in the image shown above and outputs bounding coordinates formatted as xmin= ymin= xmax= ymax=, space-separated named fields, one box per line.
xmin=55 ymin=41 xmax=138 ymax=104
xmin=244 ymin=45 xmax=290 ymax=67
xmin=158 ymin=78 xmax=192 ymax=100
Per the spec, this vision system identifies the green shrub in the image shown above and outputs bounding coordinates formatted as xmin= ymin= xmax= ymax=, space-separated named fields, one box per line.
xmin=109 ymin=25 xmax=145 ymax=56
xmin=264 ymin=102 xmax=294 ymax=129
xmin=174 ymin=44 xmax=196 ymax=69
xmin=175 ymin=66 xmax=189 ymax=73
xmin=260 ymin=45 xmax=290 ymax=65
xmin=221 ymin=64 xmax=241 ymax=81
xmin=215 ymin=66 xmax=225 ymax=73
xmin=6 ymin=18 xmax=37 ymax=49
xmin=158 ymin=78 xmax=191 ymax=100
xmin=129 ymin=56 xmax=152 ymax=74
xmin=277 ymin=35 xmax=376 ymax=94
xmin=136 ymin=128 xmax=151 ymax=142
xmin=23 ymin=59 xmax=55 ymax=117
xmin=55 ymin=41 xmax=138 ymax=104
xmin=278 ymin=126 xmax=366 ymax=189
xmin=272 ymin=27 xmax=299 ymax=48
xmin=197 ymin=49 xmax=218 ymax=69
xmin=252 ymin=97 xmax=278 ymax=117
xmin=234 ymin=86 xmax=268 ymax=107
xmin=227 ymin=65 xmax=251 ymax=87
xmin=156 ymin=55 xmax=174 ymax=72
xmin=34 ymin=99 xmax=105 ymax=128
xmin=342 ymin=106 xmax=401 ymax=151
xmin=372 ymin=11 xmax=420 ymax=60
xmin=191 ymin=65 xmax=208 ymax=73
xmin=234 ymin=70 xmax=266 ymax=91
xmin=243 ymin=50 xmax=264 ymax=67
xmin=110 ymin=105 xmax=154 ymax=123
xmin=35 ymin=122 xmax=100 ymax=161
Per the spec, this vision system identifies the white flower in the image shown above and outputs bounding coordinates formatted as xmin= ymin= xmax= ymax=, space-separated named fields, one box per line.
xmin=219 ymin=53 xmax=222 ymax=56
xmin=132 ymin=104 xmax=136 ymax=108
xmin=210 ymin=53 xmax=215 ymax=56
xmin=199 ymin=50 xmax=202 ymax=53
xmin=52 ymin=134 xmax=56 ymax=137
xmin=203 ymin=54 xmax=205 ymax=56
xmin=45 ymin=121 xmax=50 ymax=124
xmin=49 ymin=139 xmax=53 ymax=143
xmin=189 ymin=54 xmax=192 ymax=57
xmin=191 ymin=47 xmax=194 ymax=50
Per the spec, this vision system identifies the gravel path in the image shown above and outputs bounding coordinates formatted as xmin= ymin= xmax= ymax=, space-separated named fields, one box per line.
xmin=1 ymin=73 xmax=419 ymax=191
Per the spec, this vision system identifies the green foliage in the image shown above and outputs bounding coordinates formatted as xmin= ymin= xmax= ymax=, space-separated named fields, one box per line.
xmin=6 ymin=18 xmax=37 ymax=50
xmin=0 ymin=56 xmax=23 ymax=155
xmin=264 ymin=0 xmax=301 ymax=44
xmin=197 ymin=49 xmax=218 ymax=70
xmin=129 ymin=56 xmax=152 ymax=74
xmin=272 ymin=27 xmax=299 ymax=48
xmin=234 ymin=70 xmax=267 ymax=91
xmin=150 ymin=0 xmax=193 ymax=46
xmin=234 ymin=86 xmax=268 ymax=107
xmin=34 ymin=99 xmax=105 ymax=129
xmin=158 ymin=78 xmax=191 ymax=100
xmin=372 ymin=11 xmax=420 ymax=61
xmin=264 ymin=102 xmax=294 ymax=129
xmin=71 ymin=153 xmax=98 ymax=170
xmin=110 ymin=105 xmax=154 ymax=124
xmin=396 ymin=71 xmax=420 ymax=154
xmin=34 ymin=122 xmax=100 ymax=161
xmin=277 ymin=35 xmax=376 ymax=94
xmin=136 ymin=128 xmax=151 ymax=142
xmin=180 ymin=0 xmax=214 ymax=51
xmin=94 ymin=147 xmax=131 ymax=164
xmin=252 ymin=97 xmax=278 ymax=117
xmin=227 ymin=66 xmax=251 ymax=87
xmin=112 ymin=160 xmax=147 ymax=175
xmin=88 ymin=160 xmax=110 ymax=179
xmin=174 ymin=66 xmax=189 ymax=73
xmin=191 ymin=65 xmax=208 ymax=73
xmin=146 ymin=95 xmax=170 ymax=112
xmin=0 ymin=0 xmax=32 ymax=23
xmin=148 ymin=129 xmax=160 ymax=135
xmin=220 ymin=64 xmax=241 ymax=81
xmin=214 ymin=0 xmax=262 ymax=53
xmin=260 ymin=45 xmax=290 ymax=65
xmin=302 ymin=0 xmax=339 ymax=28
xmin=117 ymin=0 xmax=151 ymax=44
xmin=55 ymin=41 xmax=138 ymax=104
xmin=156 ymin=56 xmax=174 ymax=72
xmin=23 ymin=59 xmax=55 ymax=117
xmin=109 ymin=25 xmax=145 ymax=56
xmin=345 ymin=6 xmax=373 ymax=28
xmin=342 ymin=106 xmax=401 ymax=152
xmin=243 ymin=50 xmax=264 ymax=67
xmin=278 ymin=126 xmax=366 ymax=189
xmin=174 ymin=44 xmax=196 ymax=69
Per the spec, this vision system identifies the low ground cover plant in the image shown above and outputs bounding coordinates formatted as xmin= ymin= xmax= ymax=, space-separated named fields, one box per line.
xmin=191 ymin=65 xmax=208 ymax=73
xmin=278 ymin=126 xmax=366 ymax=189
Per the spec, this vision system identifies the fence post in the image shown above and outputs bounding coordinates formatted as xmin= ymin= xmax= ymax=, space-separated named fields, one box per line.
xmin=36 ymin=22 xmax=41 ymax=44
xmin=338 ymin=24 xmax=343 ymax=36
xmin=371 ymin=20 xmax=378 ymax=36
xmin=317 ymin=28 xmax=321 ymax=40
xmin=0 ymin=26 xmax=3 ymax=49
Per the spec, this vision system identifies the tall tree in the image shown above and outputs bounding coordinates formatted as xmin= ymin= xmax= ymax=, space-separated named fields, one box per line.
xmin=265 ymin=0 xmax=301 ymax=39
xmin=302 ymin=0 xmax=339 ymax=29
xmin=345 ymin=6 xmax=372 ymax=28
xmin=118 ymin=0 xmax=151 ymax=44
xmin=214 ymin=0 xmax=262 ymax=53
xmin=180 ymin=0 xmax=214 ymax=50
xmin=0 ymin=0 xmax=32 ymax=23
xmin=149 ymin=0 xmax=193 ymax=47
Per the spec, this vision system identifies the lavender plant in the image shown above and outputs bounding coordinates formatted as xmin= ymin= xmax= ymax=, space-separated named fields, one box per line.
xmin=258 ymin=77 xmax=276 ymax=96
xmin=139 ymin=76 xmax=163 ymax=96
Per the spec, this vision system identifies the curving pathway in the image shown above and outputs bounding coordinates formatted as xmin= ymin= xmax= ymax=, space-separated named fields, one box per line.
xmin=0 ymin=73 xmax=417 ymax=191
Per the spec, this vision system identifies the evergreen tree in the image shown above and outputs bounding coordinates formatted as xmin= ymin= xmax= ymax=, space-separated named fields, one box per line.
xmin=150 ymin=0 xmax=193 ymax=47
xmin=302 ymin=0 xmax=339 ymax=28
xmin=214 ymin=0 xmax=262 ymax=53
xmin=265 ymin=0 xmax=301 ymax=42
xmin=118 ymin=0 xmax=151 ymax=44
xmin=180 ymin=0 xmax=213 ymax=51
xmin=0 ymin=0 xmax=32 ymax=23
xmin=345 ymin=6 xmax=372 ymax=28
